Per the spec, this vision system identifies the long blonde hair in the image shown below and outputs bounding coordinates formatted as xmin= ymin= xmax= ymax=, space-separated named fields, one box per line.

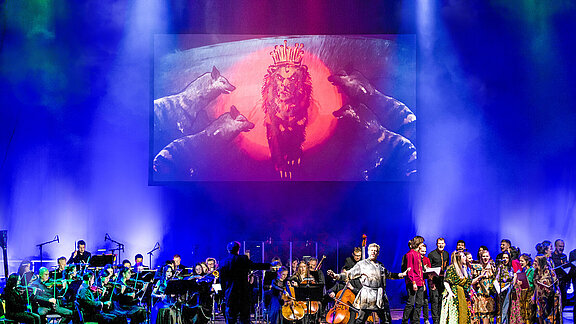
xmin=450 ymin=251 xmax=467 ymax=278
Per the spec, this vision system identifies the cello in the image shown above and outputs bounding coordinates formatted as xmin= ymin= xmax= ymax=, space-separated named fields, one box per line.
xmin=281 ymin=282 xmax=305 ymax=321
xmin=326 ymin=234 xmax=373 ymax=324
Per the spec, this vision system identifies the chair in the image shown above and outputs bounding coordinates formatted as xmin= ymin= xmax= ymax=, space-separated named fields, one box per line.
xmin=45 ymin=314 xmax=62 ymax=324
xmin=0 ymin=298 xmax=18 ymax=324
xmin=73 ymin=301 xmax=97 ymax=324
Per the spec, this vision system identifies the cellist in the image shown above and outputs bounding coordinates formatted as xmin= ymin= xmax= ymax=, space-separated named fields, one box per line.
xmin=290 ymin=261 xmax=315 ymax=287
xmin=269 ymin=266 xmax=290 ymax=324
xmin=327 ymin=248 xmax=363 ymax=324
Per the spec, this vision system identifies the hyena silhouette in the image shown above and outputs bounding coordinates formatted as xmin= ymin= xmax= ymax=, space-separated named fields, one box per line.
xmin=153 ymin=66 xmax=236 ymax=153
xmin=153 ymin=105 xmax=254 ymax=180
xmin=328 ymin=68 xmax=416 ymax=141
xmin=333 ymin=103 xmax=417 ymax=180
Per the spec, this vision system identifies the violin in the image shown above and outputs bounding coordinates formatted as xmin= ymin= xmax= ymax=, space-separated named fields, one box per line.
xmin=45 ymin=278 xmax=69 ymax=289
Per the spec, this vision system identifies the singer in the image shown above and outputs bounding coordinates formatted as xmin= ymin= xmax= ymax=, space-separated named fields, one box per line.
xmin=68 ymin=240 xmax=91 ymax=265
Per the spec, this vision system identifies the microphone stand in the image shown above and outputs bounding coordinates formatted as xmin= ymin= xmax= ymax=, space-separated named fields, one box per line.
xmin=36 ymin=235 xmax=59 ymax=267
xmin=105 ymin=234 xmax=124 ymax=266
xmin=147 ymin=242 xmax=160 ymax=270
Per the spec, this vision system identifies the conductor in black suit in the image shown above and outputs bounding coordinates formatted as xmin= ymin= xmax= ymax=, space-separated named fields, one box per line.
xmin=219 ymin=241 xmax=274 ymax=324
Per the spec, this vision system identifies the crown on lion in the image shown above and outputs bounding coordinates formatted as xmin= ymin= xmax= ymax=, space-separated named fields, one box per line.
xmin=270 ymin=40 xmax=304 ymax=66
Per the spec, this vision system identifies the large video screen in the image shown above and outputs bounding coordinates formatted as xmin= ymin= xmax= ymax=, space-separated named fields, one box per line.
xmin=150 ymin=35 xmax=416 ymax=181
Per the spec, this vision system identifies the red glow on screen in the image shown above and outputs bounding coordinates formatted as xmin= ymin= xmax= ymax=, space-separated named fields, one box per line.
xmin=212 ymin=49 xmax=342 ymax=161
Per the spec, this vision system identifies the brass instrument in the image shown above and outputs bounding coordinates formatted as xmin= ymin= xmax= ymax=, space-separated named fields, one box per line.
xmin=195 ymin=269 xmax=219 ymax=283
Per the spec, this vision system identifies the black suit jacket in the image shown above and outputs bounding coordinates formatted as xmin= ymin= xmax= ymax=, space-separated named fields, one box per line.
xmin=219 ymin=254 xmax=270 ymax=307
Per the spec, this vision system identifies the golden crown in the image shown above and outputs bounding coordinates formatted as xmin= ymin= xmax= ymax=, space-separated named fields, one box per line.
xmin=270 ymin=40 xmax=304 ymax=66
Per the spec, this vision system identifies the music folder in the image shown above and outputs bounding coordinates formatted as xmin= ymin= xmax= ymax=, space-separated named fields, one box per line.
xmin=425 ymin=267 xmax=441 ymax=277
xmin=516 ymin=272 xmax=529 ymax=290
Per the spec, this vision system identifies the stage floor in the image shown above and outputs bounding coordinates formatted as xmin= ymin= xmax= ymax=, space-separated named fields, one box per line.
xmin=212 ymin=306 xmax=575 ymax=324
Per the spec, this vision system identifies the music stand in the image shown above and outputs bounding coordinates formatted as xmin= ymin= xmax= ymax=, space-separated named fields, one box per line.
xmin=165 ymin=279 xmax=201 ymax=296
xmin=293 ymin=284 xmax=324 ymax=324
xmin=554 ymin=262 xmax=576 ymax=281
xmin=263 ymin=270 xmax=276 ymax=289
xmin=89 ymin=254 xmax=115 ymax=268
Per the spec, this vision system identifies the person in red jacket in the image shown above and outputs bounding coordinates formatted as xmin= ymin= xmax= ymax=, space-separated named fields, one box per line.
xmin=402 ymin=236 xmax=425 ymax=324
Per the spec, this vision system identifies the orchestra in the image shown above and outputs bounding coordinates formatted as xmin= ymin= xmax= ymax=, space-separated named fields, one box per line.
xmin=0 ymin=237 xmax=571 ymax=324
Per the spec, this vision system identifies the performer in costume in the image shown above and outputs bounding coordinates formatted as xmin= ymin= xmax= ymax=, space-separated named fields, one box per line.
xmin=533 ymin=252 xmax=561 ymax=324
xmin=510 ymin=254 xmax=534 ymax=324
xmin=328 ymin=243 xmax=409 ymax=324
xmin=440 ymin=251 xmax=484 ymax=324
xmin=402 ymin=236 xmax=425 ymax=324
xmin=496 ymin=251 xmax=514 ymax=324
xmin=428 ymin=238 xmax=449 ymax=324
xmin=470 ymin=250 xmax=496 ymax=324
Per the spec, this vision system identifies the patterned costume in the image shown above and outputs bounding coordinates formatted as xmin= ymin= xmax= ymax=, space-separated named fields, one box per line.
xmin=496 ymin=263 xmax=514 ymax=324
xmin=533 ymin=256 xmax=561 ymax=324
xmin=511 ymin=267 xmax=535 ymax=324
xmin=470 ymin=263 xmax=496 ymax=322
xmin=440 ymin=265 xmax=472 ymax=324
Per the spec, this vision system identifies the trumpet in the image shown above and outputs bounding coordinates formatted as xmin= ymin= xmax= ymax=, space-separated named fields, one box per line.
xmin=195 ymin=270 xmax=219 ymax=283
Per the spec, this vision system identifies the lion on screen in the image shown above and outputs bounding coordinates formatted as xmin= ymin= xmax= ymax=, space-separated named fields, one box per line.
xmin=262 ymin=41 xmax=312 ymax=180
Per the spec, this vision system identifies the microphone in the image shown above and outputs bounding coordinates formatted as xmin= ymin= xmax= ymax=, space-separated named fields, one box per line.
xmin=55 ymin=235 xmax=60 ymax=243
xmin=104 ymin=233 xmax=110 ymax=241
xmin=155 ymin=242 xmax=160 ymax=251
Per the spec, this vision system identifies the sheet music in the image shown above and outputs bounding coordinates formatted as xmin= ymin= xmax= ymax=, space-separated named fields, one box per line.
xmin=425 ymin=267 xmax=441 ymax=275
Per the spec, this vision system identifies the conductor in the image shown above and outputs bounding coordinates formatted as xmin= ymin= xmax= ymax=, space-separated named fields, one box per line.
xmin=219 ymin=241 xmax=275 ymax=324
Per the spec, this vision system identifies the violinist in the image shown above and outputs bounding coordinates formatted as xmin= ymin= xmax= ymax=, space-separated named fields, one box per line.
xmin=30 ymin=267 xmax=73 ymax=322
xmin=122 ymin=259 xmax=133 ymax=271
xmin=327 ymin=243 xmax=409 ymax=324
xmin=18 ymin=259 xmax=36 ymax=286
xmin=3 ymin=274 xmax=42 ymax=324
xmin=269 ymin=266 xmax=289 ymax=324
xmin=76 ymin=270 xmax=120 ymax=323
xmin=50 ymin=256 xmax=67 ymax=279
xmin=151 ymin=265 xmax=182 ymax=324
xmin=111 ymin=266 xmax=147 ymax=324
xmin=60 ymin=264 xmax=83 ymax=309
xmin=96 ymin=269 xmax=114 ymax=302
